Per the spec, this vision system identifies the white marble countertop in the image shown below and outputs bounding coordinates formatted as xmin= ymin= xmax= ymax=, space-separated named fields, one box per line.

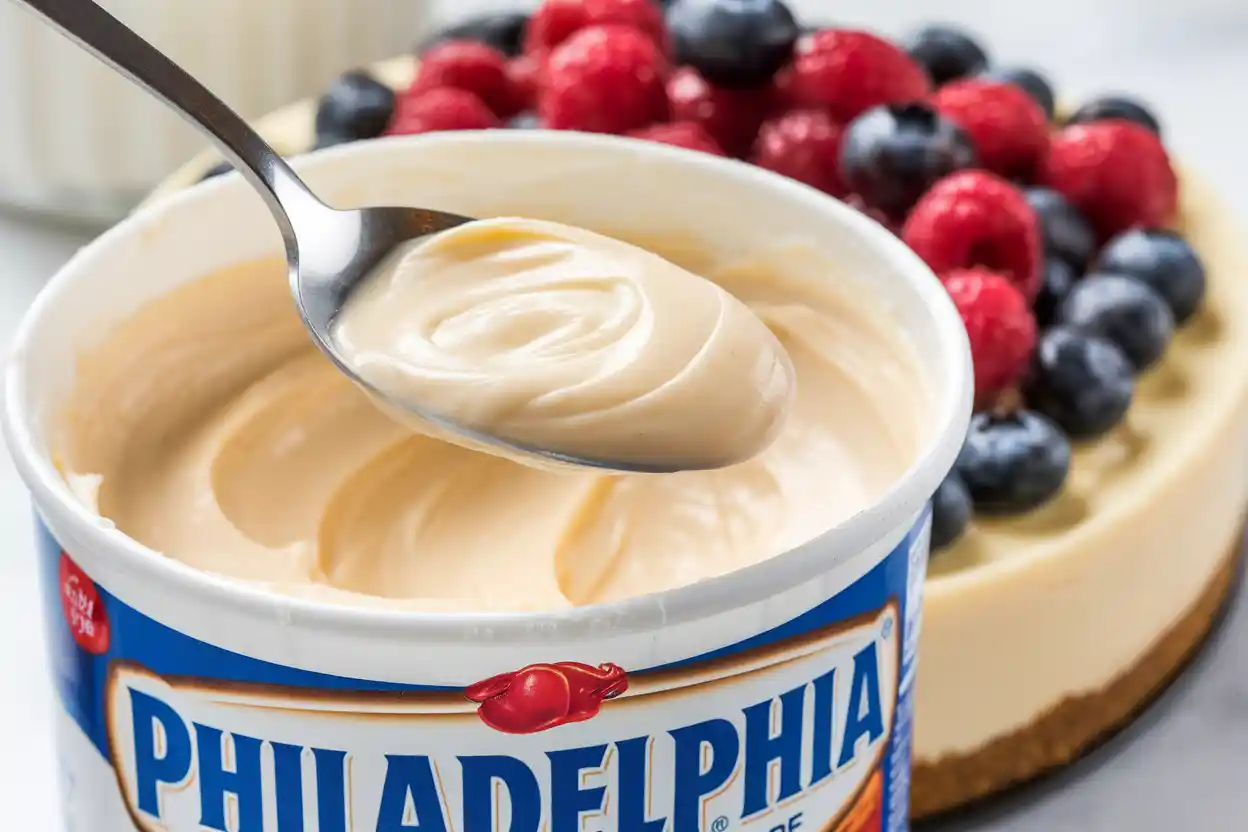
xmin=1 ymin=2 xmax=1246 ymax=829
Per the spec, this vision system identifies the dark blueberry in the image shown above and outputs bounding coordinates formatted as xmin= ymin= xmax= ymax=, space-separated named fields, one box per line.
xmin=956 ymin=411 xmax=1071 ymax=514
xmin=1095 ymin=229 xmax=1206 ymax=324
xmin=199 ymin=161 xmax=232 ymax=182
xmin=931 ymin=472 xmax=972 ymax=550
xmin=981 ymin=67 xmax=1055 ymax=120
xmin=1034 ymin=257 xmax=1077 ymax=329
xmin=840 ymin=103 xmax=977 ymax=218
xmin=314 ymin=71 xmax=395 ymax=144
xmin=1058 ymin=273 xmax=1174 ymax=372
xmin=507 ymin=111 xmax=545 ymax=129
xmin=1025 ymin=327 xmax=1134 ymax=439
xmin=1025 ymin=187 xmax=1097 ymax=269
xmin=904 ymin=25 xmax=989 ymax=86
xmin=1068 ymin=95 xmax=1161 ymax=136
xmin=418 ymin=11 xmax=531 ymax=57
xmin=666 ymin=0 xmax=800 ymax=88
xmin=312 ymin=132 xmax=351 ymax=151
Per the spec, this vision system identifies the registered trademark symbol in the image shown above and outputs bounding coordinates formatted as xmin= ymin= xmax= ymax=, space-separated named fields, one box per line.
xmin=710 ymin=816 xmax=730 ymax=832
xmin=882 ymin=615 xmax=894 ymax=639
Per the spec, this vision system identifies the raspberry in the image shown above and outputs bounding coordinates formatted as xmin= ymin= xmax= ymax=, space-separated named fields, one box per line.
xmin=666 ymin=67 xmax=773 ymax=158
xmin=781 ymin=30 xmax=930 ymax=123
xmin=902 ymin=170 xmax=1042 ymax=301
xmin=942 ymin=267 xmax=1038 ymax=402
xmin=930 ymin=79 xmax=1049 ymax=180
xmin=386 ymin=88 xmax=500 ymax=136
xmin=751 ymin=110 xmax=846 ymax=197
xmin=539 ymin=25 xmax=669 ymax=134
xmin=525 ymin=0 xmax=667 ymax=55
xmin=1039 ymin=121 xmax=1178 ymax=241
xmin=506 ymin=53 xmax=544 ymax=112
xmin=409 ymin=40 xmax=521 ymax=119
xmin=627 ymin=122 xmax=726 ymax=155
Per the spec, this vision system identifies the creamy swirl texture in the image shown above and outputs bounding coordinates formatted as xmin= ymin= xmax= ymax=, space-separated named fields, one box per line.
xmin=60 ymin=241 xmax=927 ymax=612
xmin=332 ymin=218 xmax=795 ymax=470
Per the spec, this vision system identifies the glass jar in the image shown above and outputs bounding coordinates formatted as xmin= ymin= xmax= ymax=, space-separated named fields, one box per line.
xmin=0 ymin=0 xmax=430 ymax=225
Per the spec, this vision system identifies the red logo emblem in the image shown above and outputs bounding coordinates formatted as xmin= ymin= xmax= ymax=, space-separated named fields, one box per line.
xmin=58 ymin=553 xmax=109 ymax=655
xmin=464 ymin=662 xmax=628 ymax=734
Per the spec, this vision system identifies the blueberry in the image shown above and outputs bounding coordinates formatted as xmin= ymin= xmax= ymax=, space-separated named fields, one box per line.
xmin=1034 ymin=257 xmax=1077 ymax=329
xmin=418 ymin=11 xmax=531 ymax=57
xmin=904 ymin=25 xmax=989 ymax=86
xmin=1058 ymin=273 xmax=1174 ymax=372
xmin=931 ymin=472 xmax=972 ymax=550
xmin=1068 ymin=95 xmax=1161 ymax=137
xmin=1025 ymin=327 xmax=1134 ymax=439
xmin=956 ymin=411 xmax=1071 ymax=514
xmin=666 ymin=0 xmax=800 ymax=88
xmin=1095 ymin=229 xmax=1206 ymax=324
xmin=1025 ymin=188 xmax=1097 ymax=269
xmin=507 ymin=111 xmax=545 ymax=129
xmin=313 ymin=133 xmax=351 ymax=151
xmin=199 ymin=161 xmax=232 ymax=182
xmin=314 ymin=71 xmax=395 ymax=145
xmin=840 ymin=103 xmax=977 ymax=218
xmin=981 ymin=67 xmax=1055 ymax=120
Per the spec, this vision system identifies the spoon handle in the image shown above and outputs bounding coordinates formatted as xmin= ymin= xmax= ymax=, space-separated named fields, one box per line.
xmin=12 ymin=0 xmax=326 ymax=237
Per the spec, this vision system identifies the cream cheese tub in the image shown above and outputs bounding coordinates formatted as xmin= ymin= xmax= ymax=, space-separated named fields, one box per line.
xmin=4 ymin=133 xmax=972 ymax=832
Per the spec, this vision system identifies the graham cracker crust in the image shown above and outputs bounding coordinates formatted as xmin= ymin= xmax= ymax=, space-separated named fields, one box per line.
xmin=911 ymin=540 xmax=1243 ymax=819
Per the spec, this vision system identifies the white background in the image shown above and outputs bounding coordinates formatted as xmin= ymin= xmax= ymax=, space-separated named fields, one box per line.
xmin=2 ymin=1 xmax=1247 ymax=829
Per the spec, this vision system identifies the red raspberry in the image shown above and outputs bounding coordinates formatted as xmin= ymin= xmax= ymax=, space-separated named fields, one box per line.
xmin=942 ymin=267 xmax=1038 ymax=402
xmin=930 ymin=79 xmax=1049 ymax=180
xmin=507 ymin=53 xmax=544 ymax=112
xmin=781 ymin=30 xmax=930 ymax=123
xmin=525 ymin=0 xmax=667 ymax=55
xmin=902 ymin=170 xmax=1042 ymax=301
xmin=409 ymin=40 xmax=520 ymax=119
xmin=751 ymin=110 xmax=846 ymax=197
xmin=386 ymin=88 xmax=500 ymax=136
xmin=1039 ymin=120 xmax=1178 ymax=241
xmin=539 ymin=25 xmax=669 ymax=134
xmin=666 ymin=67 xmax=773 ymax=158
xmin=627 ymin=122 xmax=726 ymax=155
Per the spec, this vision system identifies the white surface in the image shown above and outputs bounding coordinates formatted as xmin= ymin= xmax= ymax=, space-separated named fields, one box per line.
xmin=1 ymin=1 xmax=1247 ymax=829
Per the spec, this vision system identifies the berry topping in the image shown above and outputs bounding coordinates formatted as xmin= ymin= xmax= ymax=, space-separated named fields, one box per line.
xmin=199 ymin=161 xmax=232 ymax=182
xmin=1058 ymin=273 xmax=1174 ymax=372
xmin=1040 ymin=121 xmax=1178 ymax=241
xmin=410 ymin=40 xmax=522 ymax=119
xmin=506 ymin=54 xmax=544 ymax=112
xmin=507 ymin=111 xmax=545 ymax=129
xmin=420 ymin=11 xmax=531 ymax=58
xmin=750 ymin=109 xmax=845 ymax=196
xmin=980 ymin=67 xmax=1055 ymax=120
xmin=665 ymin=0 xmax=799 ymax=88
xmin=942 ymin=267 xmax=1037 ymax=403
xmin=525 ymin=0 xmax=668 ymax=55
xmin=1034 ymin=257 xmax=1077 ymax=329
xmin=1095 ymin=228 xmax=1206 ymax=324
xmin=1025 ymin=326 xmax=1134 ymax=439
xmin=386 ymin=88 xmax=501 ymax=136
xmin=1025 ymin=187 xmax=1097 ymax=269
xmin=538 ymin=25 xmax=669 ymax=134
xmin=839 ymin=103 xmax=977 ymax=218
xmin=782 ymin=29 xmax=930 ymax=123
xmin=314 ymin=70 xmax=396 ymax=145
xmin=1068 ymin=95 xmax=1161 ymax=137
xmin=904 ymin=25 xmax=989 ymax=86
xmin=903 ymin=171 xmax=1043 ymax=301
xmin=930 ymin=79 xmax=1049 ymax=180
xmin=666 ymin=66 xmax=773 ymax=157
xmin=627 ymin=121 xmax=726 ymax=154
xmin=956 ymin=410 xmax=1071 ymax=514
xmin=931 ymin=471 xmax=973 ymax=550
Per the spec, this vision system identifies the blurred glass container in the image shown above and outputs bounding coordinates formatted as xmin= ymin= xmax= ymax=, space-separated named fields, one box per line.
xmin=0 ymin=0 xmax=430 ymax=226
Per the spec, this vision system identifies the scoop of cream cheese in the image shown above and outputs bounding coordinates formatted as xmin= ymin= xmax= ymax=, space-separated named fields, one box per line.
xmin=330 ymin=218 xmax=796 ymax=471
xmin=58 ymin=239 xmax=928 ymax=612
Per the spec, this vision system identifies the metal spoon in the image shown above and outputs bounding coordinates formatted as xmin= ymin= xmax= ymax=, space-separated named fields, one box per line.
xmin=14 ymin=0 xmax=672 ymax=473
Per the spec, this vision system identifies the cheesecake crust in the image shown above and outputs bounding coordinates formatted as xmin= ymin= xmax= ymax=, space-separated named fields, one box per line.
xmin=911 ymin=537 xmax=1242 ymax=819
